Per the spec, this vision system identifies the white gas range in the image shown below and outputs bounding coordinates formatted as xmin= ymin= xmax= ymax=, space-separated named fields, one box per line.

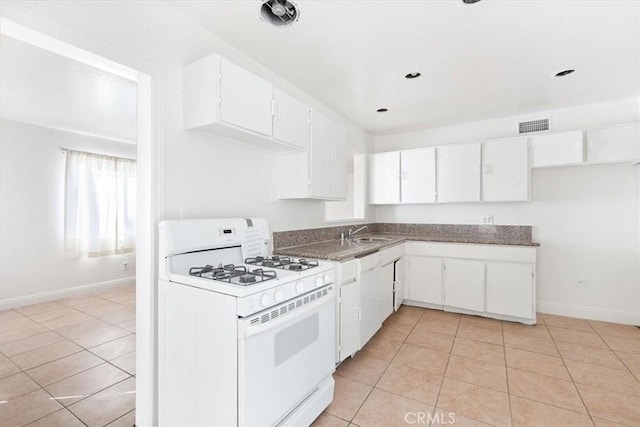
xmin=158 ymin=218 xmax=336 ymax=427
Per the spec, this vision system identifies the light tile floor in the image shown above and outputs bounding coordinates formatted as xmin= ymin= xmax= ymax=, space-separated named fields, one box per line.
xmin=3 ymin=291 xmax=639 ymax=427
xmin=317 ymin=306 xmax=640 ymax=427
xmin=0 ymin=286 xmax=136 ymax=426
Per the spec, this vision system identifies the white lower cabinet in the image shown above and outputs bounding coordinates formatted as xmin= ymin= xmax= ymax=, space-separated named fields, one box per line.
xmin=406 ymin=256 xmax=442 ymax=306
xmin=381 ymin=262 xmax=395 ymax=319
xmin=339 ymin=278 xmax=361 ymax=363
xmin=403 ymin=241 xmax=537 ymax=324
xmin=486 ymin=261 xmax=534 ymax=319
xmin=443 ymin=259 xmax=485 ymax=312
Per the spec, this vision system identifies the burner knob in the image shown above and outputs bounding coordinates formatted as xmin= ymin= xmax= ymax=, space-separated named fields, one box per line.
xmin=315 ymin=277 xmax=323 ymax=287
xmin=323 ymin=274 xmax=332 ymax=285
xmin=260 ymin=294 xmax=271 ymax=307
xmin=274 ymin=291 xmax=284 ymax=302
xmin=295 ymin=281 xmax=305 ymax=293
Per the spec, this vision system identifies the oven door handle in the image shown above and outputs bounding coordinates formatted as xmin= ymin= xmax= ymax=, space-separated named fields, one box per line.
xmin=239 ymin=294 xmax=334 ymax=338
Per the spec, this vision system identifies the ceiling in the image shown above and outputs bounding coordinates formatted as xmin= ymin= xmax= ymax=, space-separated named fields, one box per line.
xmin=0 ymin=34 xmax=137 ymax=142
xmin=169 ymin=0 xmax=640 ymax=136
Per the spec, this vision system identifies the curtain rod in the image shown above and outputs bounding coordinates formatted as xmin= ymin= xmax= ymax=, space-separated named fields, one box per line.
xmin=58 ymin=147 xmax=136 ymax=162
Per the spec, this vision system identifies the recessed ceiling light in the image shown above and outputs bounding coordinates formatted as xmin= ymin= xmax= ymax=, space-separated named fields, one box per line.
xmin=376 ymin=108 xmax=388 ymax=113
xmin=555 ymin=69 xmax=576 ymax=77
xmin=462 ymin=0 xmax=482 ymax=4
xmin=405 ymin=72 xmax=421 ymax=79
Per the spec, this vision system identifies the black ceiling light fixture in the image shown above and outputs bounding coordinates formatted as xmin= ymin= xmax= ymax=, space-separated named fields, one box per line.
xmin=260 ymin=0 xmax=300 ymax=27
xmin=555 ymin=69 xmax=576 ymax=77
xmin=405 ymin=72 xmax=421 ymax=79
xmin=462 ymin=0 xmax=482 ymax=4
xmin=376 ymin=108 xmax=388 ymax=113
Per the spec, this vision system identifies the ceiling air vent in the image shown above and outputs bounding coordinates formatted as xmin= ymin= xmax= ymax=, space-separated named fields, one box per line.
xmin=519 ymin=119 xmax=550 ymax=134
xmin=260 ymin=0 xmax=300 ymax=27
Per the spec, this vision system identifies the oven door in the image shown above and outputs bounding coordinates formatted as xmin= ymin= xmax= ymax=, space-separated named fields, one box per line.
xmin=238 ymin=286 xmax=336 ymax=427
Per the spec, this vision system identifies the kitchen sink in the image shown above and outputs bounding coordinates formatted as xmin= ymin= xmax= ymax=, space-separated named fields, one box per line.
xmin=349 ymin=236 xmax=394 ymax=243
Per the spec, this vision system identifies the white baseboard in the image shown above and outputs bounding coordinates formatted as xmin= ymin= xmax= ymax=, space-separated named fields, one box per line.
xmin=537 ymin=300 xmax=640 ymax=326
xmin=0 ymin=277 xmax=135 ymax=311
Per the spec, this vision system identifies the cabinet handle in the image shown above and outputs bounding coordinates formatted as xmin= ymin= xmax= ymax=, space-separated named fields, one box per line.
xmin=356 ymin=307 xmax=361 ymax=321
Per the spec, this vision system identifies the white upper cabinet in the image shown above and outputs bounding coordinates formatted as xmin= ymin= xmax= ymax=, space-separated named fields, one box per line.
xmin=368 ymin=152 xmax=400 ymax=204
xmin=330 ymin=126 xmax=348 ymax=200
xmin=218 ymin=58 xmax=273 ymax=136
xmin=183 ymin=53 xmax=305 ymax=152
xmin=401 ymin=148 xmax=436 ymax=204
xmin=437 ymin=144 xmax=481 ymax=203
xmin=277 ymin=109 xmax=347 ymax=200
xmin=272 ymin=88 xmax=310 ymax=150
xmin=531 ymin=130 xmax=584 ymax=167
xmin=586 ymin=123 xmax=640 ymax=164
xmin=482 ymin=137 xmax=530 ymax=202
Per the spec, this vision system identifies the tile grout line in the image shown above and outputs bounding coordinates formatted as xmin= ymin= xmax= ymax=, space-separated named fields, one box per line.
xmin=544 ymin=320 xmax=597 ymax=426
xmin=501 ymin=319 xmax=514 ymax=427
xmin=0 ymin=290 xmax=136 ymax=426
xmin=586 ymin=320 xmax=639 ymax=379
xmin=428 ymin=312 xmax=460 ymax=427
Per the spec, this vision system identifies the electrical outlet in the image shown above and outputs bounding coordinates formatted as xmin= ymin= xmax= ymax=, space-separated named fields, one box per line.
xmin=122 ymin=261 xmax=129 ymax=271
xmin=481 ymin=216 xmax=494 ymax=225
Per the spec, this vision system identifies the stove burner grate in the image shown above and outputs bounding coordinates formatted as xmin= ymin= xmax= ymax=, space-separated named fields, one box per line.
xmin=189 ymin=264 xmax=277 ymax=286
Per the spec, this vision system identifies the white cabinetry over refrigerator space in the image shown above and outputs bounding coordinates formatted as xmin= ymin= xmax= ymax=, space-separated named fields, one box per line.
xmin=586 ymin=122 xmax=640 ymax=164
xmin=531 ymin=130 xmax=584 ymax=167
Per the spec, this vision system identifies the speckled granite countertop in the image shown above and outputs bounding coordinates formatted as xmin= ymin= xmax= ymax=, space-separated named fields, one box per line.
xmin=275 ymin=232 xmax=538 ymax=262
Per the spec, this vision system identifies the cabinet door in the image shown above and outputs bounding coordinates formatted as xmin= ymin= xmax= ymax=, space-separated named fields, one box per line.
xmin=219 ymin=58 xmax=273 ymax=136
xmin=531 ymin=131 xmax=584 ymax=167
xmin=309 ymin=110 xmax=332 ymax=198
xmin=407 ymin=256 xmax=442 ymax=305
xmin=330 ymin=126 xmax=348 ymax=200
xmin=368 ymin=152 xmax=400 ymax=204
xmin=486 ymin=262 xmax=534 ymax=319
xmin=586 ymin=123 xmax=640 ymax=164
xmin=482 ymin=137 xmax=529 ymax=202
xmin=381 ymin=263 xmax=395 ymax=320
xmin=339 ymin=279 xmax=361 ymax=362
xmin=393 ymin=259 xmax=404 ymax=311
xmin=273 ymin=88 xmax=310 ymax=150
xmin=437 ymin=144 xmax=481 ymax=202
xmin=401 ymin=147 xmax=436 ymax=203
xmin=443 ymin=259 xmax=484 ymax=312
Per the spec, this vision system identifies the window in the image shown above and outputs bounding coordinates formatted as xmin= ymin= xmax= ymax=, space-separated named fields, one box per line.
xmin=325 ymin=152 xmax=366 ymax=222
xmin=64 ymin=149 xmax=136 ymax=258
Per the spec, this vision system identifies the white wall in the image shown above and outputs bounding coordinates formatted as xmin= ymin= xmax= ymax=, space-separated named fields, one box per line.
xmin=375 ymin=98 xmax=640 ymax=324
xmin=0 ymin=34 xmax=137 ymax=143
xmin=0 ymin=119 xmax=137 ymax=304
xmin=0 ymin=2 xmax=375 ymax=234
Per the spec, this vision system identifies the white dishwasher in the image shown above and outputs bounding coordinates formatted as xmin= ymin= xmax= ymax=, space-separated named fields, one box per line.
xmin=357 ymin=252 xmax=383 ymax=347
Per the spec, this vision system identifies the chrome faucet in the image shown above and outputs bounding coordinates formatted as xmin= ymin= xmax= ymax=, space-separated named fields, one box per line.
xmin=348 ymin=225 xmax=368 ymax=238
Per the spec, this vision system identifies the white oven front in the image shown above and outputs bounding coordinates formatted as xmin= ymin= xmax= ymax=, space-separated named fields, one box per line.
xmin=238 ymin=285 xmax=336 ymax=427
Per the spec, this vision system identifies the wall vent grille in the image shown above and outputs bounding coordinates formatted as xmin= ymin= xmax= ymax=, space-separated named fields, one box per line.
xmin=519 ymin=119 xmax=550 ymax=134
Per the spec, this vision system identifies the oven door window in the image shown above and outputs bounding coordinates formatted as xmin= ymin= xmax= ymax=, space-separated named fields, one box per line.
xmin=238 ymin=297 xmax=335 ymax=427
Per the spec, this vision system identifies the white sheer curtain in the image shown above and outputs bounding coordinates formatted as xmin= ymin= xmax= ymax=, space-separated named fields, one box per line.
xmin=64 ymin=149 xmax=136 ymax=258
